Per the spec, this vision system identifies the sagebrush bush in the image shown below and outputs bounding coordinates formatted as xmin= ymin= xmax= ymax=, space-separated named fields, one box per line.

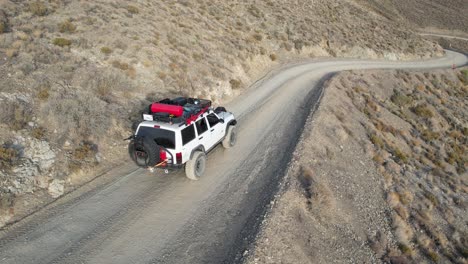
xmin=412 ymin=104 xmax=433 ymax=118
xmin=0 ymin=145 xmax=18 ymax=171
xmin=31 ymin=127 xmax=47 ymax=140
xmin=391 ymin=90 xmax=413 ymax=107
xmin=112 ymin=60 xmax=129 ymax=70
xmin=126 ymin=5 xmax=139 ymax=14
xmin=393 ymin=148 xmax=408 ymax=164
xmin=0 ymin=22 xmax=6 ymax=34
xmin=269 ymin=53 xmax=277 ymax=61
xmin=29 ymin=1 xmax=48 ymax=16
xmin=369 ymin=133 xmax=384 ymax=148
xmin=58 ymin=19 xmax=76 ymax=33
xmin=229 ymin=79 xmax=242 ymax=89
xmin=53 ymin=38 xmax=72 ymax=47
xmin=69 ymin=141 xmax=98 ymax=172
xmin=100 ymin=47 xmax=112 ymax=55
xmin=72 ymin=141 xmax=97 ymax=161
xmin=37 ymin=86 xmax=50 ymax=101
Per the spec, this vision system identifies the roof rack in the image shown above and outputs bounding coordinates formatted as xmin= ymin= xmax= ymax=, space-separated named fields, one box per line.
xmin=143 ymin=97 xmax=212 ymax=125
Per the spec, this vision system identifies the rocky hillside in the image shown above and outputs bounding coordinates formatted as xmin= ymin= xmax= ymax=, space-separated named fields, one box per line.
xmin=248 ymin=68 xmax=468 ymax=264
xmin=0 ymin=0 xmax=442 ymax=226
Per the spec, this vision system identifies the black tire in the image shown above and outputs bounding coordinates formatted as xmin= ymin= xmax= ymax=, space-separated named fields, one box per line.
xmin=222 ymin=125 xmax=237 ymax=148
xmin=129 ymin=139 xmax=160 ymax=167
xmin=185 ymin=151 xmax=206 ymax=180
xmin=215 ymin=106 xmax=227 ymax=113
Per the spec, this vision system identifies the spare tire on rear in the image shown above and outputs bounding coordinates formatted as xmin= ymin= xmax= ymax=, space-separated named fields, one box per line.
xmin=128 ymin=138 xmax=160 ymax=167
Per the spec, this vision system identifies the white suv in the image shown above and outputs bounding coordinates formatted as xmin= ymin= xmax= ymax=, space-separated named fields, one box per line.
xmin=127 ymin=97 xmax=237 ymax=180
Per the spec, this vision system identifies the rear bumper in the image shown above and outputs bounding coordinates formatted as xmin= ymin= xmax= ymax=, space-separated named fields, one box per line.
xmin=155 ymin=163 xmax=184 ymax=171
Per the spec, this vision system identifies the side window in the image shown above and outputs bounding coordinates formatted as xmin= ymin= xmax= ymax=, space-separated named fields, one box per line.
xmin=181 ymin=125 xmax=196 ymax=145
xmin=195 ymin=117 xmax=208 ymax=135
xmin=207 ymin=113 xmax=220 ymax=128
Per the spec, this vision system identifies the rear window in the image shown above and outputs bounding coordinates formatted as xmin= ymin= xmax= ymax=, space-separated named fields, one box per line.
xmin=136 ymin=127 xmax=175 ymax=149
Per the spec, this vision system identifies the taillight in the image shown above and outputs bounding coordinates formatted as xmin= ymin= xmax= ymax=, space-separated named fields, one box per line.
xmin=154 ymin=125 xmax=160 ymax=128
xmin=159 ymin=149 xmax=167 ymax=162
xmin=176 ymin=152 xmax=182 ymax=164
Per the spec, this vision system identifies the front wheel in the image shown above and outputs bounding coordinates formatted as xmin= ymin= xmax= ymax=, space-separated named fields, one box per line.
xmin=222 ymin=125 xmax=237 ymax=149
xmin=185 ymin=151 xmax=206 ymax=180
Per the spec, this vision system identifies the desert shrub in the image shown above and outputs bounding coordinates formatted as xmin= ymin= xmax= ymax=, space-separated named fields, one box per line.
xmin=424 ymin=191 xmax=438 ymax=206
xmin=53 ymin=38 xmax=72 ymax=47
xmin=29 ymin=1 xmax=48 ymax=16
xmin=252 ymin=33 xmax=263 ymax=41
xmin=58 ymin=19 xmax=76 ymax=33
xmin=100 ymin=46 xmax=112 ymax=55
xmin=427 ymin=251 xmax=439 ymax=262
xmin=392 ymin=147 xmax=408 ymax=164
xmin=458 ymin=69 xmax=468 ymax=85
xmin=37 ymin=86 xmax=50 ymax=101
xmin=412 ymin=104 xmax=433 ymax=118
xmin=398 ymin=243 xmax=412 ymax=255
xmin=126 ymin=5 xmax=139 ymax=14
xmin=0 ymin=21 xmax=6 ymax=34
xmin=269 ymin=53 xmax=277 ymax=61
xmin=421 ymin=130 xmax=440 ymax=141
xmin=0 ymin=145 xmax=18 ymax=171
xmin=229 ymin=79 xmax=242 ymax=89
xmin=69 ymin=141 xmax=98 ymax=171
xmin=31 ymin=127 xmax=47 ymax=140
xmin=72 ymin=141 xmax=97 ymax=161
xmin=370 ymin=133 xmax=384 ymax=148
xmin=157 ymin=71 xmax=167 ymax=80
xmin=391 ymin=89 xmax=413 ymax=107
xmin=372 ymin=153 xmax=384 ymax=164
xmin=112 ymin=60 xmax=129 ymax=70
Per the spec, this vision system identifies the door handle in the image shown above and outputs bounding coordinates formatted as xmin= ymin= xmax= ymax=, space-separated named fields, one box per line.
xmin=199 ymin=137 xmax=203 ymax=139
xmin=210 ymin=129 xmax=214 ymax=132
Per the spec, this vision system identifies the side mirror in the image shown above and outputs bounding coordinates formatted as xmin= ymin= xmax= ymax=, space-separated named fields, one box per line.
xmin=219 ymin=119 xmax=225 ymax=124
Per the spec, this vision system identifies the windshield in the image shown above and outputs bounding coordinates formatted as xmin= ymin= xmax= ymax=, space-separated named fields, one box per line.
xmin=136 ymin=127 xmax=176 ymax=149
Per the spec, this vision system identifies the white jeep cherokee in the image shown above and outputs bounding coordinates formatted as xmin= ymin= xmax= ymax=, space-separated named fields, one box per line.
xmin=127 ymin=97 xmax=237 ymax=180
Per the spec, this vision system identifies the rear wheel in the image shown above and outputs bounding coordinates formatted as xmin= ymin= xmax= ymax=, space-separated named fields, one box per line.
xmin=185 ymin=151 xmax=206 ymax=180
xmin=222 ymin=125 xmax=237 ymax=148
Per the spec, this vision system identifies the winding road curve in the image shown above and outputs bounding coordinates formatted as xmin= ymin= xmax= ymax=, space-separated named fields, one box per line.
xmin=0 ymin=51 xmax=467 ymax=264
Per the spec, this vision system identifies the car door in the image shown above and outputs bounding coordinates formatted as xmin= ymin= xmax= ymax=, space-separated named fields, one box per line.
xmin=206 ymin=113 xmax=225 ymax=147
xmin=195 ymin=116 xmax=211 ymax=151
xmin=180 ymin=124 xmax=198 ymax=162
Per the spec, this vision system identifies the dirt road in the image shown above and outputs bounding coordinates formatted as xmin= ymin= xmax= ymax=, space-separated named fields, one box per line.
xmin=0 ymin=51 xmax=466 ymax=264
